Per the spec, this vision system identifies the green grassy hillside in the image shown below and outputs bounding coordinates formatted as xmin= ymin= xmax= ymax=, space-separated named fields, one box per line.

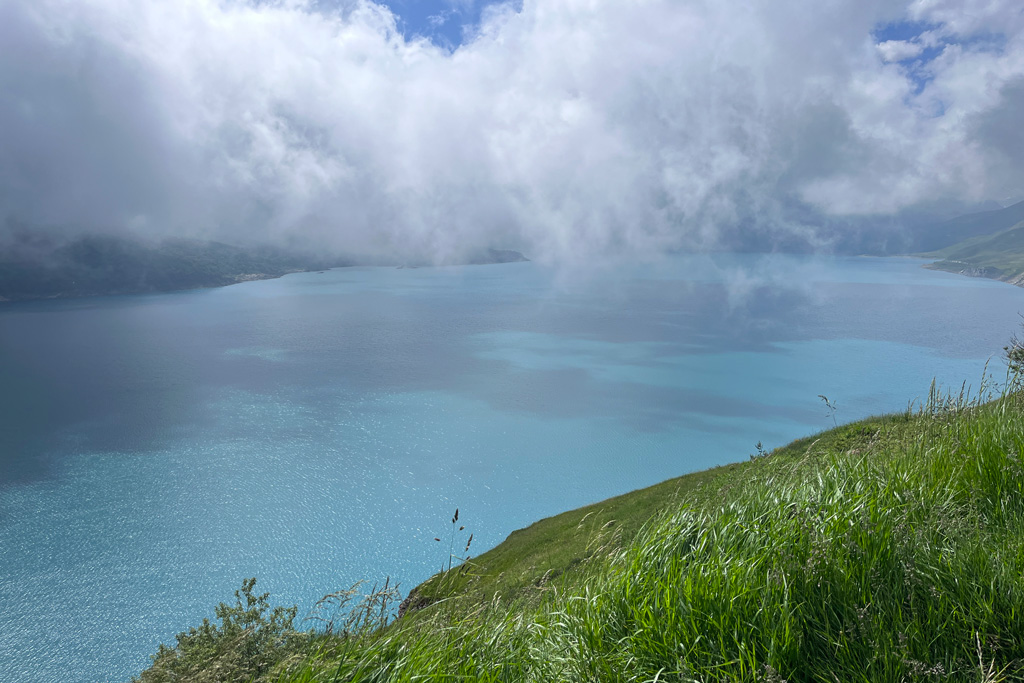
xmin=923 ymin=220 xmax=1024 ymax=286
xmin=137 ymin=385 xmax=1024 ymax=683
xmin=405 ymin=416 xmax=917 ymax=616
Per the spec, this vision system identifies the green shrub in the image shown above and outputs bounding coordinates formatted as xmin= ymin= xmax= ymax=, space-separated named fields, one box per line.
xmin=135 ymin=578 xmax=304 ymax=683
xmin=1007 ymin=329 xmax=1024 ymax=378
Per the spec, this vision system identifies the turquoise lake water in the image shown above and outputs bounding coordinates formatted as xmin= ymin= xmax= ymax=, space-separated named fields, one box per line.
xmin=1 ymin=254 xmax=1023 ymax=682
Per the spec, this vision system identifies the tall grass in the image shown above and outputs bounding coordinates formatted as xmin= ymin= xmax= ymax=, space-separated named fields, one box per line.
xmin=148 ymin=390 xmax=1024 ymax=682
xmin=571 ymin=393 xmax=1024 ymax=681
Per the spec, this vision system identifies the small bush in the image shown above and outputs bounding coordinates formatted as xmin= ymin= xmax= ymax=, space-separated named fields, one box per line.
xmin=135 ymin=578 xmax=304 ymax=683
xmin=1006 ymin=323 xmax=1024 ymax=379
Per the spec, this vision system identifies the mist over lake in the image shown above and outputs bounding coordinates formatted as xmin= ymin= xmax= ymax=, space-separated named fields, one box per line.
xmin=2 ymin=254 xmax=1023 ymax=682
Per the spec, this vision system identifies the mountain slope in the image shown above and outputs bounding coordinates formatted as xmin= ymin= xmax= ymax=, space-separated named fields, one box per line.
xmin=0 ymin=235 xmax=350 ymax=302
xmin=0 ymin=235 xmax=530 ymax=302
xmin=914 ymin=198 xmax=1024 ymax=253
xmin=137 ymin=387 xmax=1024 ymax=683
xmin=923 ymin=219 xmax=1024 ymax=286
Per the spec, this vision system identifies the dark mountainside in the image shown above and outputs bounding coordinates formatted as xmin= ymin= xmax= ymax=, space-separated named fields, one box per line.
xmin=0 ymin=234 xmax=348 ymax=302
xmin=464 ymin=248 xmax=530 ymax=265
xmin=3 ymin=198 xmax=1021 ymax=303
xmin=0 ymin=234 xmax=529 ymax=302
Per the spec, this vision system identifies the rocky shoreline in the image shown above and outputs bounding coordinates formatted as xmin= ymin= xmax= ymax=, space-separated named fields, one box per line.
xmin=923 ymin=259 xmax=1024 ymax=287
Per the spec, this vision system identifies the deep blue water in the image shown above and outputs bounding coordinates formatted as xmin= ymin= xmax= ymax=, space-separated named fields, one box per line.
xmin=1 ymin=254 xmax=1022 ymax=682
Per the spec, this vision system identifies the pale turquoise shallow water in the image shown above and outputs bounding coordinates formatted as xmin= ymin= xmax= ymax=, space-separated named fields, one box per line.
xmin=1 ymin=254 xmax=1022 ymax=682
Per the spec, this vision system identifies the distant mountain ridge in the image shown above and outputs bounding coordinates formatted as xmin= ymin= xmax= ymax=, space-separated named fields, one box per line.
xmin=463 ymin=248 xmax=530 ymax=265
xmin=913 ymin=199 xmax=1024 ymax=253
xmin=0 ymin=235 xmax=347 ymax=302
xmin=0 ymin=235 xmax=529 ymax=303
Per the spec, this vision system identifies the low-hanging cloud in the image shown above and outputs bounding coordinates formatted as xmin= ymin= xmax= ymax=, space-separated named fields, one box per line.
xmin=1 ymin=0 xmax=1023 ymax=264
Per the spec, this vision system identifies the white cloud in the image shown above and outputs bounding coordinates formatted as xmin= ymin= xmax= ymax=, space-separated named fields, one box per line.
xmin=427 ymin=11 xmax=451 ymax=28
xmin=0 ymin=0 xmax=1022 ymax=264
xmin=877 ymin=39 xmax=925 ymax=62
xmin=909 ymin=0 xmax=1024 ymax=37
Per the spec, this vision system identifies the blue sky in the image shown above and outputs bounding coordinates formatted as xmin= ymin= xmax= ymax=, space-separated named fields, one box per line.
xmin=874 ymin=19 xmax=937 ymax=43
xmin=382 ymin=0 xmax=504 ymax=48
xmin=873 ymin=20 xmax=946 ymax=94
xmin=873 ymin=18 xmax=1010 ymax=96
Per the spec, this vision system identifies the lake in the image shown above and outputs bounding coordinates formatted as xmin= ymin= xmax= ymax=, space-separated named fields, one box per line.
xmin=1 ymin=254 xmax=1022 ymax=682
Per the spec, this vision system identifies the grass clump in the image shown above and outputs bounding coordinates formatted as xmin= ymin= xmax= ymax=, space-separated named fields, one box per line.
xmin=137 ymin=387 xmax=1024 ymax=682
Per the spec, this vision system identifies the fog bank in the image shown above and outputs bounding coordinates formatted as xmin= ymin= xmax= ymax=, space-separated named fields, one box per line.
xmin=1 ymin=0 xmax=1023 ymax=264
